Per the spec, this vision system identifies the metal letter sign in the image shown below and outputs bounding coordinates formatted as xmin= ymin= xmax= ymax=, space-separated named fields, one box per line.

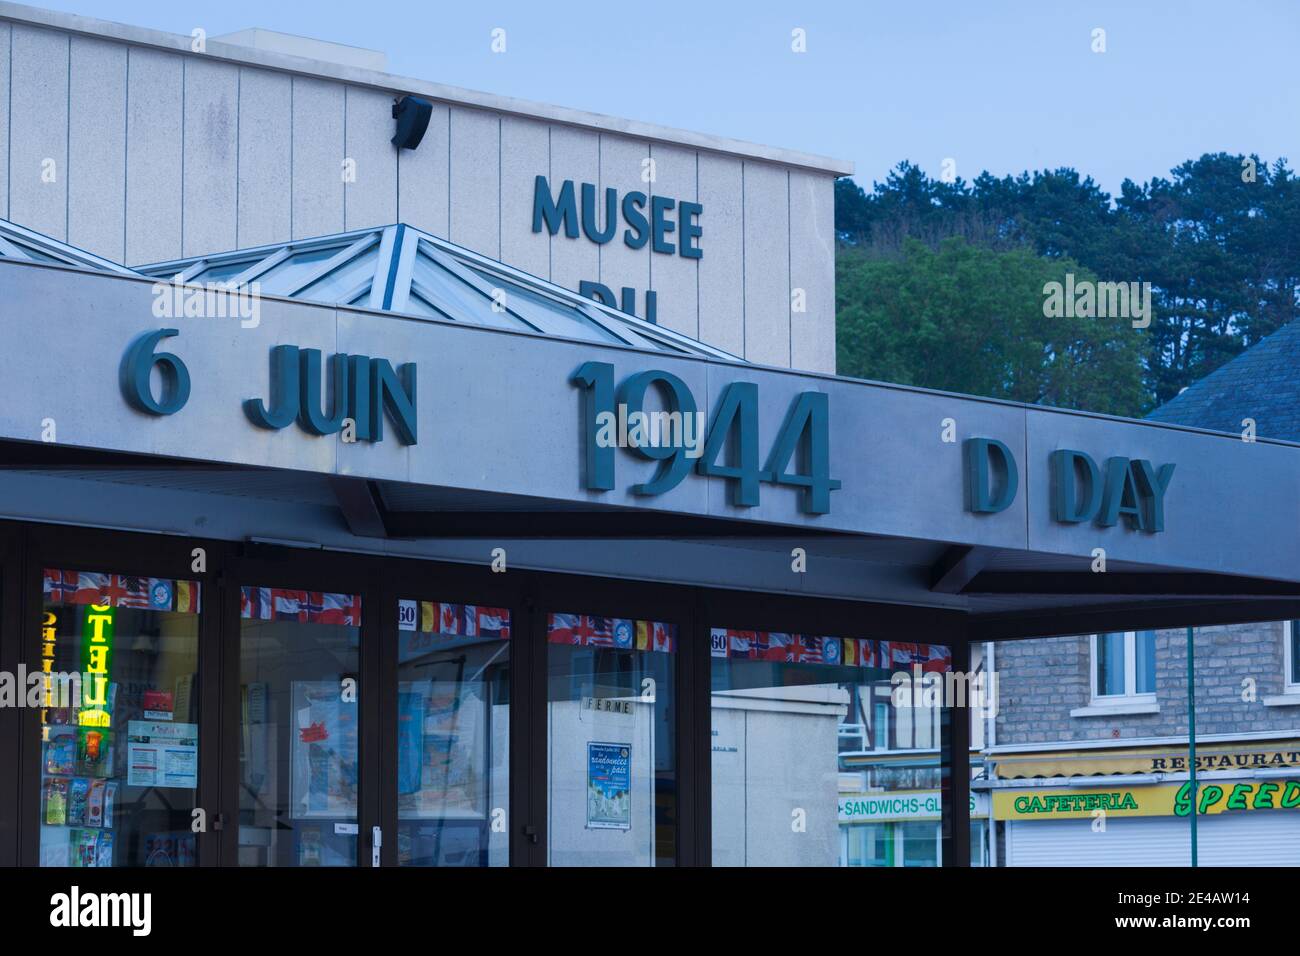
xmin=571 ymin=362 xmax=840 ymax=514
xmin=120 ymin=328 xmax=191 ymax=415
xmin=119 ymin=331 xmax=417 ymax=445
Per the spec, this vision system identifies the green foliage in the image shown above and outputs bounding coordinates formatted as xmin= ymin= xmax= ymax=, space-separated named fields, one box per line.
xmin=837 ymin=238 xmax=1146 ymax=416
xmin=835 ymin=155 xmax=1300 ymax=411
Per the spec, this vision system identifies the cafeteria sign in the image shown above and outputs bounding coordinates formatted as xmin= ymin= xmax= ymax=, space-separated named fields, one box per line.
xmin=995 ymin=780 xmax=1300 ymax=820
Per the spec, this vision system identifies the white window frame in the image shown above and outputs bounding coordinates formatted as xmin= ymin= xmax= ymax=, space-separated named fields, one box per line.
xmin=1286 ymin=621 xmax=1300 ymax=694
xmin=1071 ymin=632 xmax=1160 ymax=717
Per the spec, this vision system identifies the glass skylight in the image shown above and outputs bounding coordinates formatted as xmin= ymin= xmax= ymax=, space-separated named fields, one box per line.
xmin=0 ymin=219 xmax=139 ymax=274
xmin=136 ymin=223 xmax=742 ymax=360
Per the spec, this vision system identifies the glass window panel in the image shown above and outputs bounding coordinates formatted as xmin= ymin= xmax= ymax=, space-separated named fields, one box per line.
xmin=411 ymin=251 xmax=534 ymax=331
xmin=1135 ymin=630 xmax=1156 ymax=694
xmin=465 ymin=265 xmax=626 ymax=344
xmin=238 ymin=586 xmax=361 ymax=866
xmin=395 ymin=599 xmax=510 ymax=867
xmin=1291 ymin=622 xmax=1300 ymax=685
xmin=843 ymin=822 xmax=891 ymax=866
xmin=900 ymin=820 xmax=938 ymax=867
xmin=293 ymin=247 xmax=379 ymax=303
xmin=546 ymin=613 xmax=676 ymax=866
xmin=38 ymin=568 xmax=202 ymax=867
xmin=192 ymin=258 xmax=263 ymax=285
xmin=712 ymin=630 xmax=951 ymax=867
xmin=1096 ymin=632 xmax=1125 ymax=696
xmin=11 ymin=239 xmax=63 ymax=263
xmin=256 ymin=246 xmax=354 ymax=291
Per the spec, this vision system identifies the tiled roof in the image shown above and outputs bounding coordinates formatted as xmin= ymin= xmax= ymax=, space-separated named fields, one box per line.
xmin=1146 ymin=321 xmax=1300 ymax=441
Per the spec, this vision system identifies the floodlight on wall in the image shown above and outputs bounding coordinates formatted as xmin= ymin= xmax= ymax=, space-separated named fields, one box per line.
xmin=391 ymin=95 xmax=433 ymax=150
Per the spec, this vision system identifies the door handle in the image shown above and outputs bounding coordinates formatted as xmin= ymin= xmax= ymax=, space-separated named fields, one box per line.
xmin=372 ymin=825 xmax=382 ymax=867
xmin=523 ymin=825 xmax=539 ymax=845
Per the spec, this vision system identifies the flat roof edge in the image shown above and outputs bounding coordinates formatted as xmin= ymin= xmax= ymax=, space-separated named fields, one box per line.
xmin=0 ymin=1 xmax=855 ymax=177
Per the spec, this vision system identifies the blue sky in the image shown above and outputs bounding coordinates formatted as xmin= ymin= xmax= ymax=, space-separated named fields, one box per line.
xmin=38 ymin=0 xmax=1299 ymax=194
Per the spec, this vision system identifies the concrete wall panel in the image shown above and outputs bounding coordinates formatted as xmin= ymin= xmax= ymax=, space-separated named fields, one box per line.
xmin=741 ymin=162 xmax=790 ymax=368
xmin=291 ymin=76 xmax=344 ymax=240
xmin=397 ymin=100 xmax=449 ymax=239
xmin=696 ymin=152 xmax=744 ymax=358
xmin=499 ymin=114 xmax=550 ymax=280
xmin=182 ymin=57 xmax=238 ymax=257
xmin=789 ymin=169 xmax=836 ymax=374
xmin=9 ymin=25 xmax=68 ymax=239
xmin=449 ymin=105 xmax=500 ymax=259
xmin=237 ymin=67 xmax=292 ymax=249
xmin=343 ymin=85 xmax=397 ymax=231
xmin=648 ymin=142 xmax=698 ymax=338
xmin=125 ymin=46 xmax=183 ymax=265
xmin=67 ymin=36 xmax=126 ymax=260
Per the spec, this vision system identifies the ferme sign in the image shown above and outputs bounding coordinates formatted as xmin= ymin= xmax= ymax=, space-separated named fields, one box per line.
xmin=532 ymin=175 xmax=703 ymax=323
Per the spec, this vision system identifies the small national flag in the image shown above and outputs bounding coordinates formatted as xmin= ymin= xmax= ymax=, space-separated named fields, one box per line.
xmin=148 ymin=578 xmax=174 ymax=611
xmin=476 ymin=607 xmax=510 ymax=639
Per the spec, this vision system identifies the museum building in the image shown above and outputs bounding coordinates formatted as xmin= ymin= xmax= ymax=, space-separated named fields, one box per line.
xmin=1 ymin=2 xmax=1299 ymax=868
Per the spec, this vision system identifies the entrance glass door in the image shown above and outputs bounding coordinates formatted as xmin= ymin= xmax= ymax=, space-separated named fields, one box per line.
xmin=236 ymin=585 xmax=362 ymax=866
xmin=545 ymin=611 xmax=677 ymax=866
xmin=36 ymin=568 xmax=202 ymax=867
xmin=392 ymin=597 xmax=511 ymax=866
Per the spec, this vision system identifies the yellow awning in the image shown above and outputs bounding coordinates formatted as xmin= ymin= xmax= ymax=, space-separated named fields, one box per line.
xmin=991 ymin=739 xmax=1300 ymax=779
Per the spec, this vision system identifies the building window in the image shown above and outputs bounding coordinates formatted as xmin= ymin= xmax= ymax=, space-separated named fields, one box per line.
xmin=1287 ymin=622 xmax=1300 ymax=692
xmin=1091 ymin=631 xmax=1156 ymax=700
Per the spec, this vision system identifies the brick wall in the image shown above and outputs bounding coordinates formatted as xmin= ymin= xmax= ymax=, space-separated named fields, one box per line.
xmin=993 ymin=622 xmax=1298 ymax=744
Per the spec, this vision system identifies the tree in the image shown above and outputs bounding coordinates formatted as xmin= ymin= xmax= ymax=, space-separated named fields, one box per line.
xmin=836 ymin=238 xmax=1147 ymax=417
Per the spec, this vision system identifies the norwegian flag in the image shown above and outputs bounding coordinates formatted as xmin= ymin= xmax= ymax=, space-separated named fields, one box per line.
xmin=475 ymin=607 xmax=510 ymax=639
xmin=44 ymin=569 xmax=77 ymax=604
xmin=889 ymin=641 xmax=951 ymax=674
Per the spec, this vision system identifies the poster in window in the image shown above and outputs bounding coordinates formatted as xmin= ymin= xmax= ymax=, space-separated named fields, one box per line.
xmin=586 ymin=742 xmax=632 ymax=830
xmin=289 ymin=681 xmax=359 ymax=820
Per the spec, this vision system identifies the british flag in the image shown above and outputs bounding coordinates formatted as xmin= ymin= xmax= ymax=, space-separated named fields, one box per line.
xmin=787 ymin=635 xmax=824 ymax=664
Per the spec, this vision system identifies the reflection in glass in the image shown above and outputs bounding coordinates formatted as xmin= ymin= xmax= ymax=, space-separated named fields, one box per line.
xmin=38 ymin=569 xmax=201 ymax=867
xmin=396 ymin=599 xmax=510 ymax=866
xmin=711 ymin=630 xmax=953 ymax=867
xmin=546 ymin=613 xmax=676 ymax=866
xmin=238 ymin=586 xmax=361 ymax=866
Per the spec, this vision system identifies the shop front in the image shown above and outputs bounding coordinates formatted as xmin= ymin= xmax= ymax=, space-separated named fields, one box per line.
xmin=990 ymin=741 xmax=1300 ymax=866
xmin=4 ymin=3 xmax=1300 ymax=871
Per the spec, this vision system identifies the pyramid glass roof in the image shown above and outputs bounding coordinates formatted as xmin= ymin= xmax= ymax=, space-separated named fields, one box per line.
xmin=0 ymin=218 xmax=139 ymax=274
xmin=137 ymin=223 xmax=742 ymax=360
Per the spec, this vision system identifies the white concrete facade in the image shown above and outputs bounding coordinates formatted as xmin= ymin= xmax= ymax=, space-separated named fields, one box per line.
xmin=0 ymin=2 xmax=847 ymax=373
